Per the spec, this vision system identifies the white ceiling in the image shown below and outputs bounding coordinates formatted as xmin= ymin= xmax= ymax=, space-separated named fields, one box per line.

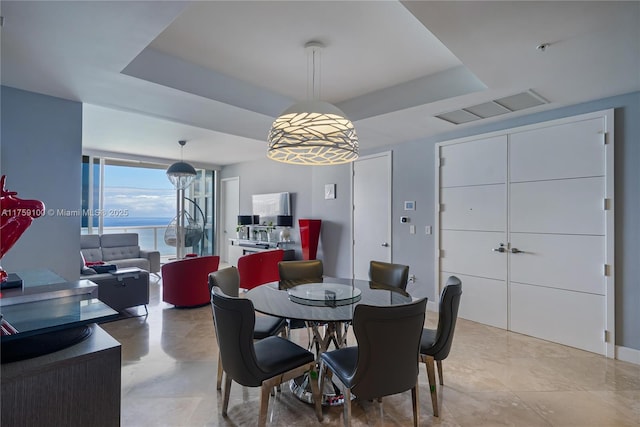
xmin=1 ymin=1 xmax=639 ymax=168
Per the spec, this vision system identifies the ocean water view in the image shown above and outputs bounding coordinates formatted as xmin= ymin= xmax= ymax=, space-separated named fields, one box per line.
xmin=89 ymin=217 xmax=176 ymax=256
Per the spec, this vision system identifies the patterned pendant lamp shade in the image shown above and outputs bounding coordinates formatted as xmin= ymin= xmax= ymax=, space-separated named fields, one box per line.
xmin=267 ymin=42 xmax=358 ymax=166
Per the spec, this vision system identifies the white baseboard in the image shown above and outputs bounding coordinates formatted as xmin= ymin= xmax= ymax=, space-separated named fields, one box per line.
xmin=616 ymin=345 xmax=640 ymax=365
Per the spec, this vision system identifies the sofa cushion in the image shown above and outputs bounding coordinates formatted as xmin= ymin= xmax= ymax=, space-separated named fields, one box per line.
xmin=81 ymin=248 xmax=103 ymax=263
xmin=102 ymin=245 xmax=140 ymax=262
xmin=81 ymin=235 xmax=103 ymax=262
xmin=100 ymin=233 xmax=139 ymax=248
xmin=111 ymin=258 xmax=150 ymax=271
xmin=81 ymin=234 xmax=101 ymax=249
xmin=80 ymin=252 xmax=98 ymax=275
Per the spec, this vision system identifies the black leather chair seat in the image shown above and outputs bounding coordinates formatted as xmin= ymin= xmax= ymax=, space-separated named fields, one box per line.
xmin=319 ymin=346 xmax=357 ymax=386
xmin=254 ymin=336 xmax=315 ymax=375
xmin=254 ymin=316 xmax=288 ymax=340
xmin=420 ymin=328 xmax=437 ymax=351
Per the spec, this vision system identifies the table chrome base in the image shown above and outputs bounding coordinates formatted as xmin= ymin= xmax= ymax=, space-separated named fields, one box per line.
xmin=290 ymin=375 xmax=346 ymax=407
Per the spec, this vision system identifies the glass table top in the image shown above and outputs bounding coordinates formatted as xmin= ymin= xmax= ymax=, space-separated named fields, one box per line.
xmin=1 ymin=293 xmax=119 ymax=342
xmin=246 ymin=277 xmax=413 ymax=322
xmin=287 ymin=282 xmax=362 ymax=307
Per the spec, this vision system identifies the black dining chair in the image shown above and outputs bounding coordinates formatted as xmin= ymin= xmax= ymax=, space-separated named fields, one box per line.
xmin=369 ymin=260 xmax=410 ymax=291
xmin=211 ymin=286 xmax=322 ymax=426
xmin=277 ymin=259 xmax=325 ymax=343
xmin=420 ymin=276 xmax=462 ymax=417
xmin=208 ymin=267 xmax=287 ymax=390
xmin=320 ymin=298 xmax=428 ymax=427
xmin=277 ymin=259 xmax=324 ymax=290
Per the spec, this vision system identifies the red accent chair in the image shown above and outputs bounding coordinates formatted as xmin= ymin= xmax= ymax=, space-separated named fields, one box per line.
xmin=237 ymin=249 xmax=284 ymax=291
xmin=162 ymin=255 xmax=220 ymax=307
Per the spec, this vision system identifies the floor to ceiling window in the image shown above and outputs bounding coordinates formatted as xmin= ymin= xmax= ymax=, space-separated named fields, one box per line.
xmin=81 ymin=156 xmax=216 ymax=258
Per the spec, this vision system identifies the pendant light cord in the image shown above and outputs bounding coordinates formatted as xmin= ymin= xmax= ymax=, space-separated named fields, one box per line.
xmin=305 ymin=41 xmax=323 ymax=102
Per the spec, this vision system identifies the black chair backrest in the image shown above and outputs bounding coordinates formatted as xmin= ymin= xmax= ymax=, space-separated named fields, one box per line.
xmin=350 ymin=298 xmax=427 ymax=400
xmin=431 ymin=276 xmax=463 ymax=360
xmin=369 ymin=260 xmax=410 ymax=291
xmin=278 ymin=260 xmax=323 ymax=290
xmin=209 ymin=267 xmax=240 ymax=297
xmin=210 ymin=286 xmax=264 ymax=387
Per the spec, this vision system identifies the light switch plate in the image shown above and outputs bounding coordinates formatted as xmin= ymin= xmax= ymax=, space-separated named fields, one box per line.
xmin=409 ymin=225 xmax=416 ymax=234
xmin=425 ymin=225 xmax=432 ymax=235
xmin=324 ymin=183 xmax=336 ymax=199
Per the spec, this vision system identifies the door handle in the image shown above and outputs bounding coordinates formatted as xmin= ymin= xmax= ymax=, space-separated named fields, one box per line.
xmin=492 ymin=243 xmax=506 ymax=253
xmin=381 ymin=242 xmax=390 ymax=247
xmin=511 ymin=248 xmax=523 ymax=254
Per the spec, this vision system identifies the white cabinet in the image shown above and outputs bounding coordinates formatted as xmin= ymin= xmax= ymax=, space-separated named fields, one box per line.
xmin=227 ymin=239 xmax=295 ymax=266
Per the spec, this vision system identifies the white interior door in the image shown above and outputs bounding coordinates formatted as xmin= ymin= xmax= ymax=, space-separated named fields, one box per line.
xmin=220 ymin=177 xmax=239 ymax=264
xmin=439 ymin=136 xmax=508 ymax=328
xmin=508 ymin=117 xmax=609 ymax=355
xmin=437 ymin=111 xmax=614 ymax=356
xmin=353 ymin=152 xmax=391 ymax=280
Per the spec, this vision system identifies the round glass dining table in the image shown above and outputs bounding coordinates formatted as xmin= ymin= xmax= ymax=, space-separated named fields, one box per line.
xmin=246 ymin=277 xmax=414 ymax=405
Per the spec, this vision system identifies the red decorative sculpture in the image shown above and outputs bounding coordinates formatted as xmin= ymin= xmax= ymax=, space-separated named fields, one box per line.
xmin=0 ymin=175 xmax=45 ymax=282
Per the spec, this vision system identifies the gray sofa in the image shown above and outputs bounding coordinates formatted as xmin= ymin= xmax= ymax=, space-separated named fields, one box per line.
xmin=80 ymin=233 xmax=158 ymax=312
xmin=80 ymin=233 xmax=160 ymax=274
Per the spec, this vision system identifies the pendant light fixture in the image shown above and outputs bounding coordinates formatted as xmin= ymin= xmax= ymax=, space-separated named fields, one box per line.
xmin=267 ymin=41 xmax=358 ymax=165
xmin=166 ymin=140 xmax=197 ymax=189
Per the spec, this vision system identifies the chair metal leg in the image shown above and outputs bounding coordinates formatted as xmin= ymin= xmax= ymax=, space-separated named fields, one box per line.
xmin=437 ymin=359 xmax=444 ymax=385
xmin=318 ymin=360 xmax=326 ymax=398
xmin=424 ymin=355 xmax=439 ymax=417
xmin=222 ymin=375 xmax=232 ymax=416
xmin=259 ymin=383 xmax=271 ymax=427
xmin=216 ymin=354 xmax=224 ymax=390
xmin=411 ymin=383 xmax=420 ymax=427
xmin=343 ymin=387 xmax=352 ymax=427
xmin=309 ymin=365 xmax=323 ymax=422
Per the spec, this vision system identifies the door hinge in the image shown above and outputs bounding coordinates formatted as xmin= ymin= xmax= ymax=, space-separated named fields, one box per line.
xmin=603 ymin=264 xmax=610 ymax=276
xmin=601 ymin=131 xmax=608 ymax=145
xmin=603 ymin=198 xmax=611 ymax=210
xmin=439 ymin=203 xmax=444 ymax=212
xmin=604 ymin=329 xmax=609 ymax=342
xmin=439 ymin=249 xmax=445 ymax=258
xmin=439 ymin=157 xmax=444 ymax=167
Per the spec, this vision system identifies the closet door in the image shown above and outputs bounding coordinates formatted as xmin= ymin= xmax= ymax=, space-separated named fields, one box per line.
xmin=508 ymin=117 xmax=608 ymax=354
xmin=436 ymin=110 xmax=613 ymax=356
xmin=439 ymin=136 xmax=508 ymax=328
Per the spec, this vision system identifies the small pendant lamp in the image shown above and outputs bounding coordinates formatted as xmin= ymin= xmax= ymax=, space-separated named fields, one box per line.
xmin=166 ymin=140 xmax=197 ymax=189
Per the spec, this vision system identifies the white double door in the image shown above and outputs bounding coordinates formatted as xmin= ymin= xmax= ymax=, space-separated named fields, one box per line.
xmin=438 ymin=111 xmax=614 ymax=355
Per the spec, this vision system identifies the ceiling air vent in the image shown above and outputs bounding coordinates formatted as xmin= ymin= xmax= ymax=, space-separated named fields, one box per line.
xmin=435 ymin=90 xmax=548 ymax=125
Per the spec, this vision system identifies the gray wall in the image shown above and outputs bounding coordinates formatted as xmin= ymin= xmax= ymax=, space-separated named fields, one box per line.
xmin=222 ymin=159 xmax=314 ymax=260
xmin=222 ymin=91 xmax=640 ymax=351
xmin=1 ymin=86 xmax=83 ymax=281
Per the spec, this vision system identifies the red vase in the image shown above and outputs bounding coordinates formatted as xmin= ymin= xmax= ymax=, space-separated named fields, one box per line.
xmin=298 ymin=219 xmax=321 ymax=260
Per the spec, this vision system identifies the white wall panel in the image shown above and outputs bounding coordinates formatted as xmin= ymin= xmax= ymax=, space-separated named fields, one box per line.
xmin=510 ymin=282 xmax=605 ymax=354
xmin=510 ymin=233 xmax=605 ymax=295
xmin=510 ymin=118 xmax=605 ymax=182
xmin=441 ymin=185 xmax=506 ymax=231
xmin=510 ymin=177 xmax=605 ymax=235
xmin=440 ymin=136 xmax=507 ymax=187
xmin=445 ymin=273 xmax=507 ymax=329
xmin=441 ymin=230 xmax=507 ymax=280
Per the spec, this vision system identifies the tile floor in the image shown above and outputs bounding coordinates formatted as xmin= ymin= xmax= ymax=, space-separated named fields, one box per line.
xmin=100 ymin=277 xmax=640 ymax=426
